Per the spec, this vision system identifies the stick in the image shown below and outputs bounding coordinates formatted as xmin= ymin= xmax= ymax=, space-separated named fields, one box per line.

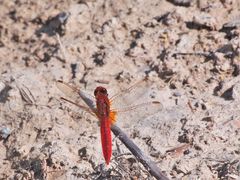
xmin=111 ymin=125 xmax=169 ymax=180
xmin=172 ymin=51 xmax=217 ymax=60
xmin=80 ymin=89 xmax=169 ymax=180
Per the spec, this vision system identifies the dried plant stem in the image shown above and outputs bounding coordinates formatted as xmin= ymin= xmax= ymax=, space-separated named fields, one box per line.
xmin=56 ymin=33 xmax=68 ymax=61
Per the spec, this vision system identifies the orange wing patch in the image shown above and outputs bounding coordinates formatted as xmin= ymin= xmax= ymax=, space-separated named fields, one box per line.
xmin=109 ymin=111 xmax=117 ymax=124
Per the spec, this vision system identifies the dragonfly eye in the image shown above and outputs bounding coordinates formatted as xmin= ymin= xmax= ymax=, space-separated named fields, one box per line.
xmin=94 ymin=87 xmax=108 ymax=96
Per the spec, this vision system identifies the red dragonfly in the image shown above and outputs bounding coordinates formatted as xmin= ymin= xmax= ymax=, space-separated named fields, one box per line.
xmin=56 ymin=78 xmax=162 ymax=165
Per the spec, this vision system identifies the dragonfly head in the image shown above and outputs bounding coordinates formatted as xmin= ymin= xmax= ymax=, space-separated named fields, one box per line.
xmin=94 ymin=86 xmax=108 ymax=97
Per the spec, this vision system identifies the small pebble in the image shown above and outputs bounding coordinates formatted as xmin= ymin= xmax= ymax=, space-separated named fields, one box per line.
xmin=0 ymin=127 xmax=11 ymax=139
xmin=173 ymin=91 xmax=182 ymax=97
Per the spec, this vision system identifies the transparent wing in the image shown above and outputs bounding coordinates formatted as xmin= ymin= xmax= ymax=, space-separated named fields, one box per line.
xmin=56 ymin=79 xmax=162 ymax=126
xmin=56 ymin=80 xmax=96 ymax=115
xmin=110 ymin=78 xmax=148 ymax=102
xmin=109 ymin=78 xmax=163 ymax=126
xmin=110 ymin=101 xmax=162 ymax=127
xmin=110 ymin=78 xmax=157 ymax=107
xmin=60 ymin=97 xmax=97 ymax=117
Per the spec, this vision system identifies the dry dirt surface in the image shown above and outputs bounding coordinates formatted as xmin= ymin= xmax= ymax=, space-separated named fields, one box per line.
xmin=0 ymin=0 xmax=240 ymax=179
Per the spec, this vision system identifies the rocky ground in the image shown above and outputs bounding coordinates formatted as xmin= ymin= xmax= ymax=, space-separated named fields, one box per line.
xmin=0 ymin=0 xmax=240 ymax=179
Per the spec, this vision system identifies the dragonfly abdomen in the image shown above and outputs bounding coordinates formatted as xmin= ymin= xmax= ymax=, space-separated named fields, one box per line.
xmin=100 ymin=117 xmax=112 ymax=165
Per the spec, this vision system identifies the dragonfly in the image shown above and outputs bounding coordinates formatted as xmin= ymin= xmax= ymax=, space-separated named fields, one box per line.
xmin=56 ymin=78 xmax=162 ymax=165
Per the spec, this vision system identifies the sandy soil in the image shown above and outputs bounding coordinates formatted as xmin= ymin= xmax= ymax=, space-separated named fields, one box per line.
xmin=0 ymin=0 xmax=240 ymax=179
